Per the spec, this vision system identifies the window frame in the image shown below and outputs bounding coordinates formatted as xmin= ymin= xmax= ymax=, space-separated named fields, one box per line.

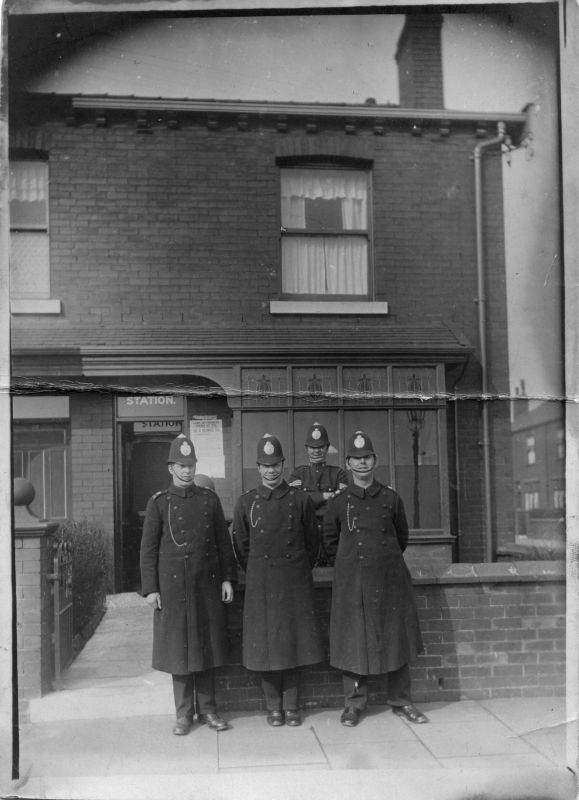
xmin=12 ymin=423 xmax=70 ymax=521
xmin=239 ymin=363 xmax=450 ymax=537
xmin=278 ymin=159 xmax=374 ymax=301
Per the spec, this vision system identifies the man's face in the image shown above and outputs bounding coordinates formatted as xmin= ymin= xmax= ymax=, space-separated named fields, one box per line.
xmin=347 ymin=454 xmax=376 ymax=478
xmin=168 ymin=462 xmax=196 ymax=488
xmin=257 ymin=460 xmax=285 ymax=489
xmin=306 ymin=444 xmax=328 ymax=464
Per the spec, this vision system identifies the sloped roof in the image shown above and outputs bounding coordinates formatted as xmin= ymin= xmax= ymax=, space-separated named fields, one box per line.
xmin=11 ymin=322 xmax=473 ymax=376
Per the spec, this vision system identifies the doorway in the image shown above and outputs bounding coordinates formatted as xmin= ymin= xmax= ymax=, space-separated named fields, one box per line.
xmin=118 ymin=422 xmax=183 ymax=591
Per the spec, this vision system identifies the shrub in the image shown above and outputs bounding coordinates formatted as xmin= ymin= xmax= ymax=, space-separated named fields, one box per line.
xmin=55 ymin=519 xmax=111 ymax=636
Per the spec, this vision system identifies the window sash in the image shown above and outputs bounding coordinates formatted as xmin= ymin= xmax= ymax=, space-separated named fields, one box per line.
xmin=280 ymin=167 xmax=370 ymax=298
xmin=10 ymin=161 xmax=48 ymax=230
xmin=281 ymin=236 xmax=368 ymax=295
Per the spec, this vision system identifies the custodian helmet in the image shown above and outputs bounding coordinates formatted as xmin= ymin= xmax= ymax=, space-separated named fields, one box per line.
xmin=305 ymin=422 xmax=330 ymax=448
xmin=167 ymin=434 xmax=197 ymax=465
xmin=256 ymin=434 xmax=285 ymax=465
xmin=346 ymin=430 xmax=375 ymax=458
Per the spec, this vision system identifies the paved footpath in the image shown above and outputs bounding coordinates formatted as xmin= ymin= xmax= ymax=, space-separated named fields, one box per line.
xmin=6 ymin=593 xmax=577 ymax=800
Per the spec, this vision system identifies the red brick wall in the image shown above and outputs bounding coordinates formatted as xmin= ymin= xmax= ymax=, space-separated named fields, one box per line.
xmin=15 ymin=530 xmax=55 ymax=721
xmin=214 ymin=565 xmax=565 ymax=711
xmin=70 ymin=393 xmax=115 ymax=575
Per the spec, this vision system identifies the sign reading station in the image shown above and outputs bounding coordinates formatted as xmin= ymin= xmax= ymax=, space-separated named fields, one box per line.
xmin=117 ymin=395 xmax=184 ymax=419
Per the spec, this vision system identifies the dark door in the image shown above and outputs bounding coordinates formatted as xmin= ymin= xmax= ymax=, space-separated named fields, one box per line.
xmin=120 ymin=425 xmax=182 ymax=591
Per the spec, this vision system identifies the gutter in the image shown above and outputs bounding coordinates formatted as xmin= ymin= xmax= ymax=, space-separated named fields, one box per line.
xmin=473 ymin=121 xmax=508 ymax=562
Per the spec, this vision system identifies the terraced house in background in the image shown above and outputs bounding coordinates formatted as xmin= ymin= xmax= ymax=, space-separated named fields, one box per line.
xmin=8 ymin=3 xmax=565 ymax=708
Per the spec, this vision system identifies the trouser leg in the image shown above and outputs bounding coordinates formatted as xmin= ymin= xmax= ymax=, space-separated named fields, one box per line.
xmin=342 ymin=671 xmax=368 ymax=711
xmin=281 ymin=668 xmax=299 ymax=711
xmin=385 ymin=663 xmax=412 ymax=707
xmin=259 ymin=671 xmax=283 ymax=712
xmin=172 ymin=673 xmax=195 ymax=720
xmin=194 ymin=668 xmax=217 ymax=715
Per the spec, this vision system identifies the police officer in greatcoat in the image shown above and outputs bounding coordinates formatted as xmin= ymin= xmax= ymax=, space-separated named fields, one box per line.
xmin=288 ymin=422 xmax=349 ymax=566
xmin=140 ymin=434 xmax=237 ymax=736
xmin=323 ymin=430 xmax=428 ymax=727
xmin=232 ymin=434 xmax=324 ymax=727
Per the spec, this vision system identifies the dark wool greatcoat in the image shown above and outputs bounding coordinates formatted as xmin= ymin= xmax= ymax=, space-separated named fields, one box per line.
xmin=140 ymin=483 xmax=238 ymax=675
xmin=288 ymin=463 xmax=349 ymax=517
xmin=232 ymin=481 xmax=324 ymax=671
xmin=323 ymin=480 xmax=423 ymax=676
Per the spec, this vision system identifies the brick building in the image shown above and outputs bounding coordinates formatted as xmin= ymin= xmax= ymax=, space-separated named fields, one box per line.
xmin=9 ymin=11 xmax=529 ymax=592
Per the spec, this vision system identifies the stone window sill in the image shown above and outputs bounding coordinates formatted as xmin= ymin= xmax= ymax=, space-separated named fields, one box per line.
xmin=269 ymin=300 xmax=389 ymax=315
xmin=11 ymin=299 xmax=62 ymax=315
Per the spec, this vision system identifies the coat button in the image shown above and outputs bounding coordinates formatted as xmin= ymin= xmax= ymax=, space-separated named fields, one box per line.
xmin=357 ymin=541 xmax=363 ymax=546
xmin=264 ymin=554 xmax=269 ymax=559
xmin=285 ymin=554 xmax=291 ymax=558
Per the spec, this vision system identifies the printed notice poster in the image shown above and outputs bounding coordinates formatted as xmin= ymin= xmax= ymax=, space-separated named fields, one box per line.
xmin=189 ymin=416 xmax=225 ymax=478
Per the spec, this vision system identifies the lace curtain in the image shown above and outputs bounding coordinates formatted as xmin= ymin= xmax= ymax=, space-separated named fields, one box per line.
xmin=281 ymin=169 xmax=368 ymax=295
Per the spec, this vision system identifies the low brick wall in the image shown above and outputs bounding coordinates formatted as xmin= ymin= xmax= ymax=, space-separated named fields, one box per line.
xmin=14 ymin=528 xmax=56 ymax=721
xmin=214 ymin=561 xmax=566 ymax=712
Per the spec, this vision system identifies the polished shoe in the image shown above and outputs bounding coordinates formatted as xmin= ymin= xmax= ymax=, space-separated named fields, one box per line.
xmin=197 ymin=712 xmax=228 ymax=731
xmin=340 ymin=707 xmax=361 ymax=727
xmin=266 ymin=710 xmax=285 ymax=727
xmin=392 ymin=704 xmax=429 ymax=724
xmin=284 ymin=710 xmax=302 ymax=727
xmin=173 ymin=717 xmax=193 ymax=736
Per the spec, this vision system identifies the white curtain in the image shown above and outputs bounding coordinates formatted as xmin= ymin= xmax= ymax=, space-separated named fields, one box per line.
xmin=282 ymin=237 xmax=368 ymax=294
xmin=281 ymin=169 xmax=367 ymax=230
xmin=10 ymin=162 xmax=47 ymax=203
xmin=281 ymin=169 xmax=368 ymax=294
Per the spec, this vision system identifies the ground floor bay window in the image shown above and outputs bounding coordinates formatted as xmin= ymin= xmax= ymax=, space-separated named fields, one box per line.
xmin=239 ymin=363 xmax=451 ymax=562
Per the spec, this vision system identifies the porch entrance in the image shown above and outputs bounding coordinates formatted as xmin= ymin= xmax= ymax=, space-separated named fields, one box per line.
xmin=118 ymin=422 xmax=183 ymax=591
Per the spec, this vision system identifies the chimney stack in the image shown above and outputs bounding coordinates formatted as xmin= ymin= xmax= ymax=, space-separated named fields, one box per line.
xmin=395 ymin=13 xmax=444 ymax=109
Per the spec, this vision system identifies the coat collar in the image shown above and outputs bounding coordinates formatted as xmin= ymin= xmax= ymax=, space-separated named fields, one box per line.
xmin=348 ymin=480 xmax=381 ymax=498
xmin=256 ymin=480 xmax=291 ymax=500
xmin=168 ymin=483 xmax=201 ymax=498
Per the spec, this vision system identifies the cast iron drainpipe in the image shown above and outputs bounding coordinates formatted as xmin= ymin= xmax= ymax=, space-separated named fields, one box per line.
xmin=473 ymin=121 xmax=508 ymax=562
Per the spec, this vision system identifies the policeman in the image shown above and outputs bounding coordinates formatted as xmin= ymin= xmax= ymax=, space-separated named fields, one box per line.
xmin=140 ymin=434 xmax=237 ymax=736
xmin=323 ymin=430 xmax=428 ymax=727
xmin=288 ymin=422 xmax=348 ymax=566
xmin=233 ymin=434 xmax=324 ymax=727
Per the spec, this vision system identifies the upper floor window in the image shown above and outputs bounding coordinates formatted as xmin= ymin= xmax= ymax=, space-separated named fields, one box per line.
xmin=526 ymin=434 xmax=536 ymax=466
xmin=556 ymin=427 xmax=565 ymax=460
xmin=280 ymin=167 xmax=370 ymax=297
xmin=9 ymin=159 xmax=50 ymax=299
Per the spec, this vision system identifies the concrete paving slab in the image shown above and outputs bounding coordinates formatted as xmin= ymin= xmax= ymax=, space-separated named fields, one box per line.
xmin=322 ymin=738 xmax=442 ymax=770
xmin=19 ymin=718 xmax=129 ymax=778
xmin=479 ymin=696 xmax=566 ymax=734
xmin=107 ymin=716 xmax=219 ymax=774
xmin=29 ymin=682 xmax=173 ymax=722
xmin=406 ymin=720 xmax=538 ymax=759
xmin=418 ymin=700 xmax=498 ymax=722
xmin=309 ymin=707 xmax=417 ymax=744
xmin=522 ymin=725 xmax=568 ymax=767
xmin=217 ymin=715 xmax=327 ymax=770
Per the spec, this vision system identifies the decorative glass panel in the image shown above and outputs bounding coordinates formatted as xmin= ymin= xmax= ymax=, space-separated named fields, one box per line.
xmin=392 ymin=367 xmax=437 ymax=404
xmin=241 ymin=369 xmax=288 ymax=407
xmin=343 ymin=367 xmax=389 ymax=405
xmin=393 ymin=410 xmax=440 ymax=529
xmin=292 ymin=368 xmax=338 ymax=406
